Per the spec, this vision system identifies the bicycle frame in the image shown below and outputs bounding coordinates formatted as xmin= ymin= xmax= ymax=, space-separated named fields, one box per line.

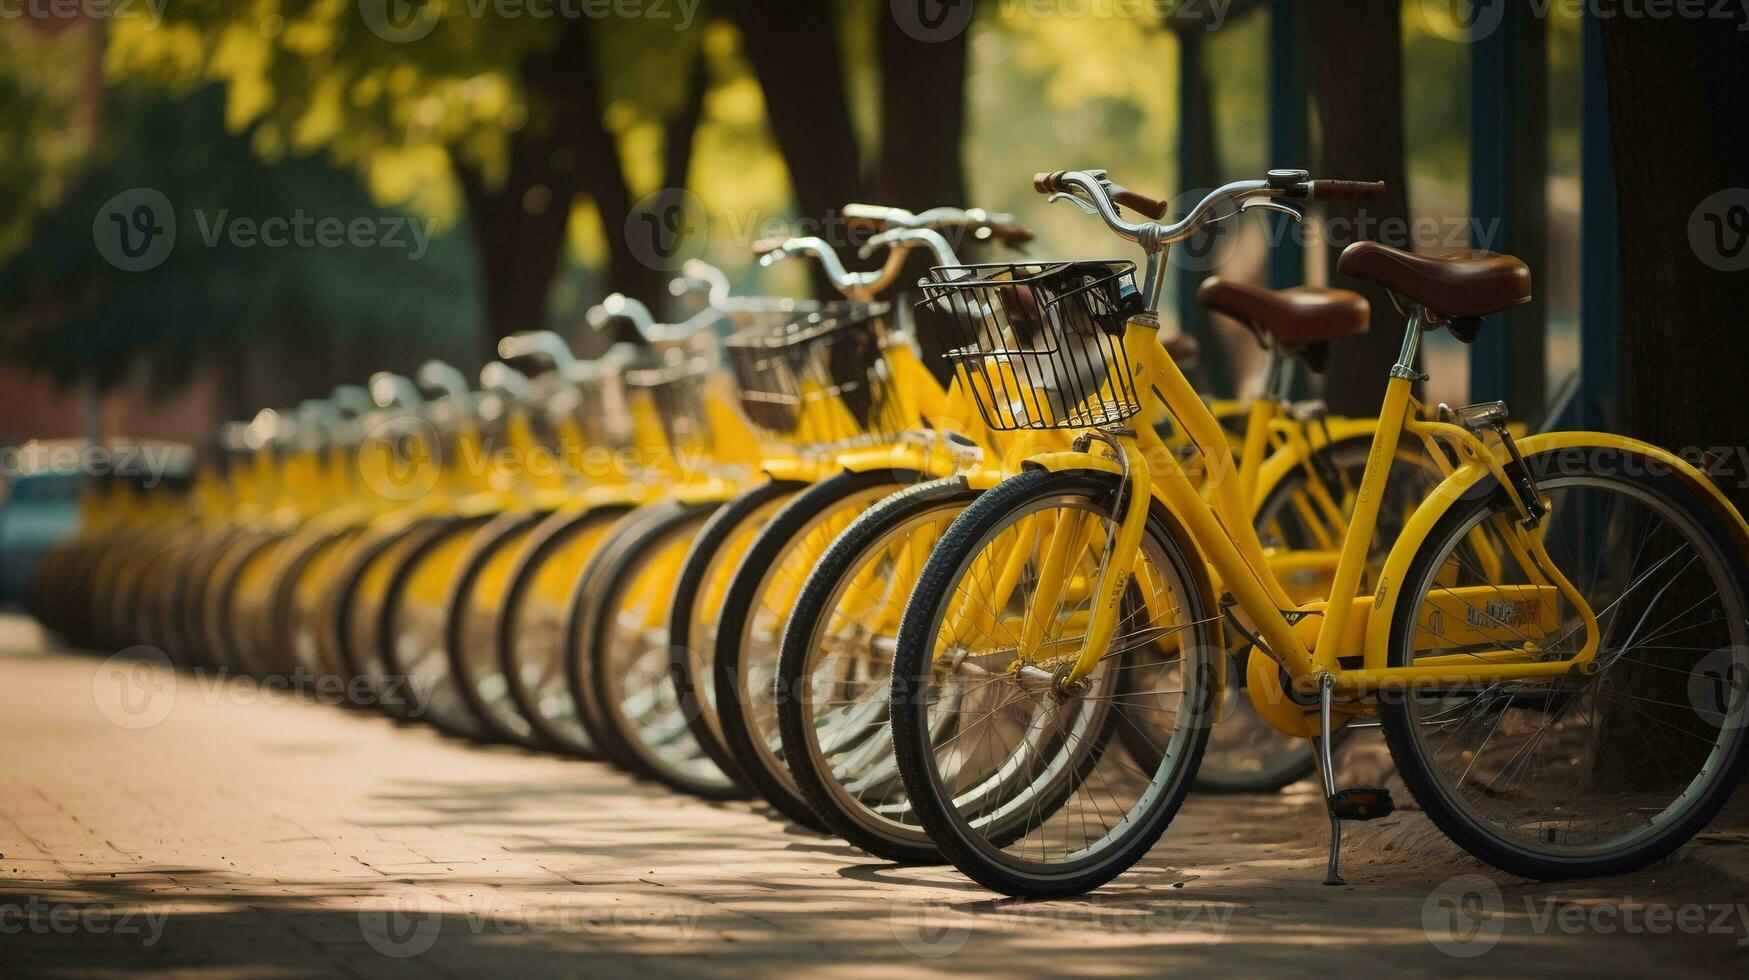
xmin=1025 ymin=309 xmax=1601 ymax=700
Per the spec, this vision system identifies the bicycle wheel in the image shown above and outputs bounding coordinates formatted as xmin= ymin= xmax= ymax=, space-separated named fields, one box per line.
xmin=327 ymin=516 xmax=455 ymax=712
xmin=777 ymin=476 xmax=980 ymax=862
xmin=202 ymin=531 xmax=290 ymax=675
xmin=1380 ymin=445 xmax=1749 ymax=880
xmin=571 ymin=501 xmax=744 ymax=796
xmin=444 ymin=508 xmax=555 ymax=747
xmin=890 ymin=467 xmax=1220 ymax=898
xmin=715 ymin=470 xmax=923 ymax=830
xmin=378 ymin=514 xmax=494 ymax=734
xmin=496 ymin=503 xmax=631 ymax=757
xmin=668 ymin=479 xmax=805 ymax=785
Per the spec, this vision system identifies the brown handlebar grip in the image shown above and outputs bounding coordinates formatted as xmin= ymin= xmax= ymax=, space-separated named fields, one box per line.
xmin=1308 ymin=180 xmax=1388 ymax=204
xmin=1105 ymin=181 xmax=1170 ymax=220
xmin=751 ymin=236 xmax=791 ymax=255
xmin=1032 ymin=171 xmax=1066 ymax=194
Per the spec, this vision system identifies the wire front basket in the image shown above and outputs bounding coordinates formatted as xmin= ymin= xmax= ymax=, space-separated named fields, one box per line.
xmin=625 ymin=347 xmax=715 ymax=457
xmin=724 ymin=303 xmax=907 ymax=449
xmin=552 ymin=369 xmax=634 ymax=452
xmin=916 ymin=261 xmax=1144 ymax=431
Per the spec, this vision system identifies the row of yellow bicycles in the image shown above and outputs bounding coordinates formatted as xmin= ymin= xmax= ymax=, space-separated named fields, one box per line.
xmin=32 ymin=172 xmax=1749 ymax=900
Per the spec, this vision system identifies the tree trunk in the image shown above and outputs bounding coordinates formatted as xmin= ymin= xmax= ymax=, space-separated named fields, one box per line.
xmin=1304 ymin=0 xmax=1413 ymax=416
xmin=1594 ymin=17 xmax=1749 ymax=771
xmin=730 ymin=0 xmax=863 ymax=262
xmin=454 ymin=19 xmax=694 ymax=361
xmin=869 ymin=11 xmax=967 ymax=211
xmin=1602 ymin=18 xmax=1749 ymax=486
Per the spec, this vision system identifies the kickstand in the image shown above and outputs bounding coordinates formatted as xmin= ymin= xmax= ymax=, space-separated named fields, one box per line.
xmin=1312 ymin=672 xmax=1344 ymax=886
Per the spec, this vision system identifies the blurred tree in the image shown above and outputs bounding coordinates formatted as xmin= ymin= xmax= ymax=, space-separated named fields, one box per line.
xmin=107 ymin=1 xmax=710 ymax=344
xmin=0 ymin=23 xmax=101 ymax=265
xmin=1602 ymin=17 xmax=1749 ymax=493
xmin=730 ymin=1 xmax=863 ymax=229
xmin=1305 ymin=0 xmax=1413 ymax=416
xmin=0 ymin=86 xmax=477 ymax=409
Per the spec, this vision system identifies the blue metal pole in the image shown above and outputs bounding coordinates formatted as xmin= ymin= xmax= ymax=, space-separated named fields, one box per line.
xmin=1268 ymin=0 xmax=1308 ymax=292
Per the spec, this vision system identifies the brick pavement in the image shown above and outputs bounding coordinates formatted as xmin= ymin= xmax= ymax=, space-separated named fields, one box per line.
xmin=3 ymin=621 xmax=1749 ymax=978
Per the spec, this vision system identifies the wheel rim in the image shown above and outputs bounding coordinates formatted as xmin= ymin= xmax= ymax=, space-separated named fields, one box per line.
xmin=1397 ymin=473 xmax=1749 ymax=862
xmin=906 ymin=490 xmax=1214 ymax=876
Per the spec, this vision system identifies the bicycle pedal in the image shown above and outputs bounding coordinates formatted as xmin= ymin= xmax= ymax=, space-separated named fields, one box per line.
xmin=1327 ymin=787 xmax=1395 ymax=821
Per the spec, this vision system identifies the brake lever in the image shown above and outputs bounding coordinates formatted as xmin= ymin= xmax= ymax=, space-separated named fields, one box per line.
xmin=1046 ymin=191 xmax=1101 ymax=216
xmin=1240 ymin=199 xmax=1305 ymax=222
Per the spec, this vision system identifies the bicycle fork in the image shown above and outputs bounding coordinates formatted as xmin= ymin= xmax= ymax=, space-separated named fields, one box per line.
xmin=1032 ymin=431 xmax=1152 ymax=689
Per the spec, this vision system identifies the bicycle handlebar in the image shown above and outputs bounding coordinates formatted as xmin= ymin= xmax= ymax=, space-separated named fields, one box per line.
xmin=369 ymin=372 xmax=421 ymax=409
xmin=758 ymin=229 xmax=962 ymax=299
xmin=670 ymin=258 xmax=821 ymax=317
xmin=840 ymin=203 xmax=1035 ymax=246
xmin=415 ymin=361 xmax=471 ymax=402
xmin=479 ymin=362 xmax=530 ymax=399
xmin=329 ymin=384 xmax=372 ymax=418
xmin=1033 ymin=168 xmax=1386 ymax=249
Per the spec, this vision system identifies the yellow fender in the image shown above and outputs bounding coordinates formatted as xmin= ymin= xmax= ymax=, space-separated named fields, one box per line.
xmin=1360 ymin=430 xmax=1749 ymax=672
xmin=1012 ymin=451 xmax=1226 ymax=705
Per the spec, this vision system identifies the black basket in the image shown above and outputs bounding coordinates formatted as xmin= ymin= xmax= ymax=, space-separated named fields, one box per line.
xmin=625 ymin=355 xmax=713 ymax=456
xmin=724 ymin=303 xmax=907 ymax=448
xmin=915 ymin=261 xmax=1144 ymax=431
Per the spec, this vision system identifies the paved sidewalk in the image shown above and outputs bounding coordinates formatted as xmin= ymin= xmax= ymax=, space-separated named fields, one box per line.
xmin=3 ymin=630 xmax=1749 ymax=978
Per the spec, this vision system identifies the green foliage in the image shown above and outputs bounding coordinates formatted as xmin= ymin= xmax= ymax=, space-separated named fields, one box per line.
xmin=0 ymin=86 xmax=477 ymax=390
xmin=0 ymin=25 xmax=99 ymax=265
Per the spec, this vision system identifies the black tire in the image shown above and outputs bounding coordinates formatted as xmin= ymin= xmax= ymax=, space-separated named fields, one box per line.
xmin=567 ymin=500 xmax=745 ymax=796
xmin=203 ymin=531 xmax=289 ymax=675
xmin=261 ymin=525 xmax=355 ymax=685
xmin=776 ymin=476 xmax=979 ymax=862
xmin=1379 ymin=446 xmax=1749 ymax=881
xmin=326 ymin=516 xmax=454 ymax=712
xmin=714 ymin=470 xmax=925 ymax=831
xmin=667 ymin=479 xmax=806 ymax=786
xmin=889 ymin=467 xmax=1219 ymax=898
xmin=182 ymin=529 xmax=267 ymax=672
xmin=443 ymin=508 xmax=555 ymax=747
xmin=495 ymin=503 xmax=633 ymax=758
xmin=378 ymin=514 xmax=494 ymax=733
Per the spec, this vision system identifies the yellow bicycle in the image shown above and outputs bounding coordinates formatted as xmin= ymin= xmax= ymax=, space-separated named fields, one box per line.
xmin=887 ymin=168 xmax=1749 ymax=897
